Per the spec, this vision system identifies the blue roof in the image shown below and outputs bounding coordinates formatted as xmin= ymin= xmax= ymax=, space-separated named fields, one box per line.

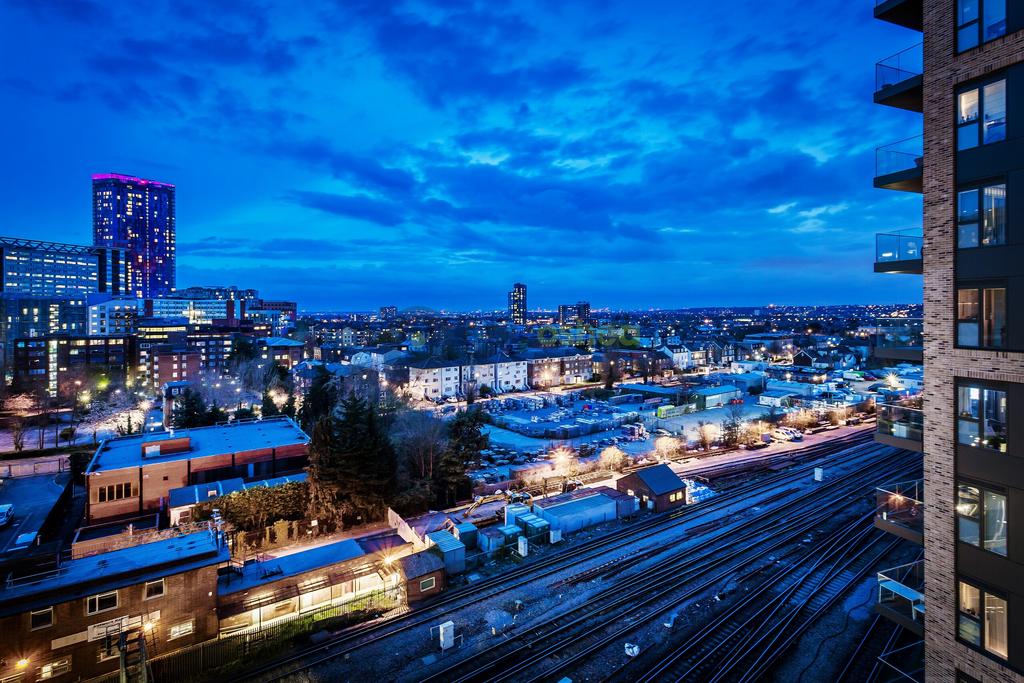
xmin=260 ymin=337 xmax=304 ymax=347
xmin=218 ymin=538 xmax=367 ymax=596
xmin=88 ymin=417 xmax=309 ymax=473
xmin=633 ymin=464 xmax=685 ymax=496
xmin=426 ymin=531 xmax=465 ymax=553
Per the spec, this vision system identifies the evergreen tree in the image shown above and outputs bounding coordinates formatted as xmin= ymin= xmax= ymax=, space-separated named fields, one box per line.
xmin=306 ymin=418 xmax=346 ymax=526
xmin=205 ymin=404 xmax=227 ymax=425
xmin=282 ymin=391 xmax=297 ymax=419
xmin=306 ymin=393 xmax=398 ymax=527
xmin=436 ymin=408 xmax=489 ymax=507
xmin=261 ymin=390 xmax=281 ymax=417
xmin=173 ymin=389 xmax=208 ymax=428
xmin=298 ymin=365 xmax=338 ymax=432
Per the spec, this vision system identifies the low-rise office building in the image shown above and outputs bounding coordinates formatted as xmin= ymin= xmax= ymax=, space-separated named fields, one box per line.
xmin=84 ymin=417 xmax=309 ymax=523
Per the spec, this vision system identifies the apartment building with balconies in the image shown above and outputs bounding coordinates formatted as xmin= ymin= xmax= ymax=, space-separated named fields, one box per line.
xmin=873 ymin=0 xmax=1023 ymax=678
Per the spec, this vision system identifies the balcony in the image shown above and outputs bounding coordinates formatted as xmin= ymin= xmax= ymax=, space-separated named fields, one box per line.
xmin=876 ymin=559 xmax=925 ymax=636
xmin=876 ymin=399 xmax=923 ymax=452
xmin=871 ymin=315 xmax=923 ymax=362
xmin=875 ymin=480 xmax=923 ymax=544
xmin=875 ymin=230 xmax=923 ymax=275
xmin=874 ymin=0 xmax=922 ymax=31
xmin=875 ymin=135 xmax=923 ymax=193
xmin=875 ymin=44 xmax=922 ymax=112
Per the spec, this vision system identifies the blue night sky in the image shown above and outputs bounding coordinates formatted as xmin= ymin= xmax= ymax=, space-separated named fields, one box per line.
xmin=0 ymin=0 xmax=922 ymax=311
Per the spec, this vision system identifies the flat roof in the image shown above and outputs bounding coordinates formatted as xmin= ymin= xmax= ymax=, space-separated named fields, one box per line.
xmin=426 ymin=531 xmax=465 ymax=553
xmin=218 ymin=538 xmax=367 ymax=596
xmin=260 ymin=337 xmax=304 ymax=347
xmin=87 ymin=417 xmax=309 ymax=473
xmin=536 ymin=494 xmax=615 ymax=517
xmin=0 ymin=472 xmax=72 ymax=556
xmin=693 ymin=385 xmax=742 ymax=396
xmin=0 ymin=531 xmax=226 ymax=617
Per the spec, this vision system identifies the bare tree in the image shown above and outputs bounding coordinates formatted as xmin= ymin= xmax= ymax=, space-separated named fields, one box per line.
xmin=11 ymin=418 xmax=24 ymax=452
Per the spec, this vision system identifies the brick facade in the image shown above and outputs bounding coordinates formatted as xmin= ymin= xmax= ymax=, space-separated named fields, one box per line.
xmin=921 ymin=2 xmax=1024 ymax=679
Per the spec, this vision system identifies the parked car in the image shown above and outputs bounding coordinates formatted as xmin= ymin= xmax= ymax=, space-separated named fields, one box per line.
xmin=771 ymin=429 xmax=793 ymax=442
xmin=0 ymin=504 xmax=13 ymax=527
xmin=779 ymin=427 xmax=803 ymax=441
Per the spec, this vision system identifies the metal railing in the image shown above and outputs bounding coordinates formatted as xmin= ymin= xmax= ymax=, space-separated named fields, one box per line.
xmin=877 ymin=559 xmax=925 ymax=623
xmin=876 ymin=480 xmax=923 ymax=535
xmin=877 ymin=400 xmax=923 ymax=442
xmin=876 ymin=135 xmax=923 ymax=178
xmin=876 ymin=43 xmax=923 ymax=92
xmin=876 ymin=230 xmax=923 ymax=264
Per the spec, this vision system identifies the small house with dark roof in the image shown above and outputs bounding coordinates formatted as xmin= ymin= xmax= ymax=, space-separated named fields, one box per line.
xmin=395 ymin=550 xmax=445 ymax=604
xmin=616 ymin=463 xmax=688 ymax=513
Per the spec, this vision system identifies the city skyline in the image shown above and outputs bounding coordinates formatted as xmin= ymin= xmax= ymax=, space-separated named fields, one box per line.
xmin=0 ymin=0 xmax=922 ymax=310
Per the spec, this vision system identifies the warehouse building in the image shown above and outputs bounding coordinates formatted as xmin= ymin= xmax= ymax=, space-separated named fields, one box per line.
xmin=532 ymin=486 xmax=636 ymax=533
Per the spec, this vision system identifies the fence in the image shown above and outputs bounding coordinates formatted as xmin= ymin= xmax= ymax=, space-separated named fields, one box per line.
xmin=0 ymin=456 xmax=68 ymax=478
xmin=87 ymin=587 xmax=403 ymax=683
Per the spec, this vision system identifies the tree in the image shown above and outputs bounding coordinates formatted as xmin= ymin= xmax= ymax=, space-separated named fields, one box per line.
xmin=436 ymin=409 xmax=488 ymax=507
xmin=603 ymin=360 xmax=621 ymax=390
xmin=721 ymin=402 xmax=746 ymax=448
xmin=282 ymin=392 xmax=297 ymax=418
xmin=261 ymin=390 xmax=281 ymax=417
xmin=306 ymin=418 xmax=346 ymax=527
xmin=696 ymin=420 xmax=715 ymax=451
xmin=306 ymin=393 xmax=397 ymax=526
xmin=298 ymin=365 xmax=339 ymax=432
xmin=116 ymin=412 xmax=139 ymax=436
xmin=599 ymin=446 xmax=629 ymax=472
xmin=59 ymin=426 xmax=77 ymax=446
xmin=11 ymin=418 xmax=24 ymax=452
xmin=172 ymin=389 xmax=209 ymax=428
xmin=391 ymin=410 xmax=447 ymax=482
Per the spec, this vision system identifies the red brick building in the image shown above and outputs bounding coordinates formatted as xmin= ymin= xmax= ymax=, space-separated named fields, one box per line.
xmin=85 ymin=417 xmax=309 ymax=523
xmin=616 ymin=464 xmax=688 ymax=513
xmin=0 ymin=531 xmax=227 ymax=682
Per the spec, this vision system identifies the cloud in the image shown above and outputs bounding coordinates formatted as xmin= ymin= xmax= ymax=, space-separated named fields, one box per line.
xmin=287 ymin=190 xmax=408 ymax=226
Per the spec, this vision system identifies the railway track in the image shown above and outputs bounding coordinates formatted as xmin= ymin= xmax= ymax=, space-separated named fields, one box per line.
xmin=239 ymin=428 xmax=882 ymax=682
xmin=416 ymin=447 xmax=915 ymax=683
xmin=610 ymin=518 xmax=901 ymax=683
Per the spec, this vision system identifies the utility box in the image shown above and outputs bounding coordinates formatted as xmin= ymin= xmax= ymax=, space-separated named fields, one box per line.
xmin=550 ymin=528 xmax=563 ymax=543
xmin=439 ymin=620 xmax=455 ymax=650
xmin=518 ymin=535 xmax=528 ymax=557
xmin=814 ymin=467 xmax=824 ymax=482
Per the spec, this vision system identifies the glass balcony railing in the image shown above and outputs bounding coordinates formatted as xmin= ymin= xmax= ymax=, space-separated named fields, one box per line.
xmin=876 ymin=135 xmax=923 ymax=178
xmin=873 ymin=316 xmax=924 ymax=349
xmin=876 ymin=480 xmax=923 ymax=539
xmin=876 ymin=43 xmax=923 ymax=92
xmin=878 ymin=559 xmax=925 ymax=626
xmin=876 ymin=230 xmax=922 ymax=265
xmin=877 ymin=399 xmax=924 ymax=443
